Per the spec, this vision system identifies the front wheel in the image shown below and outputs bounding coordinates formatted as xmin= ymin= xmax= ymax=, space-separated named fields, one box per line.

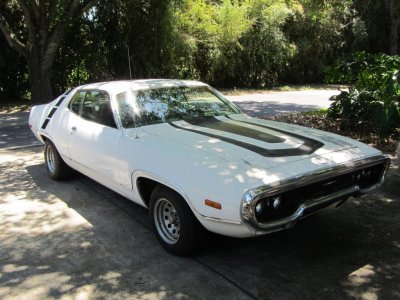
xmin=44 ymin=140 xmax=72 ymax=180
xmin=149 ymin=186 xmax=199 ymax=256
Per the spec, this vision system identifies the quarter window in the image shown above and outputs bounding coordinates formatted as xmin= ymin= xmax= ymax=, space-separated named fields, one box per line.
xmin=80 ymin=90 xmax=117 ymax=128
xmin=68 ymin=90 xmax=118 ymax=128
xmin=68 ymin=91 xmax=85 ymax=115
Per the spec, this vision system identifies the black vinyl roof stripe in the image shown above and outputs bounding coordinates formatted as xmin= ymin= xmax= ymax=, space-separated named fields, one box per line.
xmin=41 ymin=119 xmax=50 ymax=130
xmin=55 ymin=96 xmax=66 ymax=107
xmin=184 ymin=117 xmax=285 ymax=144
xmin=169 ymin=119 xmax=321 ymax=157
xmin=41 ymin=95 xmax=67 ymax=130
xmin=47 ymin=107 xmax=58 ymax=119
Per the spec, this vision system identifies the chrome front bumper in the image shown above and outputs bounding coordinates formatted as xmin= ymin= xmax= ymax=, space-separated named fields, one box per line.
xmin=241 ymin=155 xmax=390 ymax=232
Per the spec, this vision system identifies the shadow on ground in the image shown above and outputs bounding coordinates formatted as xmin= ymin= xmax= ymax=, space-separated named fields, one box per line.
xmin=0 ymin=149 xmax=399 ymax=299
xmin=0 ymin=151 xmax=249 ymax=300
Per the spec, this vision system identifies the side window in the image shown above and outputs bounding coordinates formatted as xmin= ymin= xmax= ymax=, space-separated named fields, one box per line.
xmin=81 ymin=90 xmax=117 ymax=128
xmin=68 ymin=91 xmax=86 ymax=115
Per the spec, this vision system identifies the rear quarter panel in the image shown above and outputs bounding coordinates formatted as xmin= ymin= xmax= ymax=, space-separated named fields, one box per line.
xmin=29 ymin=104 xmax=48 ymax=143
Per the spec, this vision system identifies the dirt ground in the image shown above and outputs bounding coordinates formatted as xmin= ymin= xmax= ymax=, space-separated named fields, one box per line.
xmin=0 ymin=146 xmax=399 ymax=300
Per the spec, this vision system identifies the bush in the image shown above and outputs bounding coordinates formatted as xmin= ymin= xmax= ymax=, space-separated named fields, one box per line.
xmin=326 ymin=52 xmax=400 ymax=139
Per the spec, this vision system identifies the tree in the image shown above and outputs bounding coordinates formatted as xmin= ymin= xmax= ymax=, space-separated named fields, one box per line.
xmin=0 ymin=0 xmax=97 ymax=103
xmin=386 ymin=0 xmax=400 ymax=55
xmin=232 ymin=0 xmax=298 ymax=87
xmin=0 ymin=34 xmax=29 ymax=101
xmin=354 ymin=0 xmax=400 ymax=55
xmin=283 ymin=0 xmax=358 ymax=83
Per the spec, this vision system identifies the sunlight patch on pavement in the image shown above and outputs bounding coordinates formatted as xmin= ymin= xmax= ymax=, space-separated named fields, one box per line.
xmin=0 ymin=272 xmax=72 ymax=300
xmin=0 ymin=148 xmax=43 ymax=164
xmin=347 ymin=264 xmax=375 ymax=285
xmin=0 ymin=151 xmax=92 ymax=238
xmin=344 ymin=264 xmax=380 ymax=300
xmin=0 ymin=194 xmax=91 ymax=236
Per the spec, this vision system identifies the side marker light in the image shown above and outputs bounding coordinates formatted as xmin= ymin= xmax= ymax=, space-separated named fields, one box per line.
xmin=205 ymin=199 xmax=222 ymax=210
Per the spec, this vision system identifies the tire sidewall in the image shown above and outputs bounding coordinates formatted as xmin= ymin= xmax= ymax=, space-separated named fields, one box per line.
xmin=149 ymin=187 xmax=197 ymax=256
xmin=44 ymin=141 xmax=60 ymax=179
xmin=44 ymin=140 xmax=71 ymax=180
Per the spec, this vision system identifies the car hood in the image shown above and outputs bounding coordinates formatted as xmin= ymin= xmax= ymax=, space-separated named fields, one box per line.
xmin=136 ymin=114 xmax=370 ymax=171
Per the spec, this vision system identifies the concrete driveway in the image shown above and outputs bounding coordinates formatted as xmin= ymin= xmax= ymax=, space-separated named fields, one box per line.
xmin=1 ymin=90 xmax=399 ymax=299
xmin=1 ymin=147 xmax=399 ymax=300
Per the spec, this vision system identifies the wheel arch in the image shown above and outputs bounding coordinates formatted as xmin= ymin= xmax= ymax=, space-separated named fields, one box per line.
xmin=135 ymin=173 xmax=194 ymax=212
xmin=38 ymin=132 xmax=52 ymax=144
xmin=39 ymin=134 xmax=61 ymax=154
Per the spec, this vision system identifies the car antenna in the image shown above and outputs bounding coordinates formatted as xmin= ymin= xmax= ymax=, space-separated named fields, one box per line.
xmin=127 ymin=46 xmax=132 ymax=81
xmin=127 ymin=45 xmax=139 ymax=139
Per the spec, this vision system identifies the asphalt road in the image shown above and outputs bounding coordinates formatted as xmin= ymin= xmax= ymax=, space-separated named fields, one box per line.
xmin=1 ymin=89 xmax=399 ymax=299
xmin=228 ymin=89 xmax=339 ymax=117
xmin=0 ymin=111 xmax=39 ymax=150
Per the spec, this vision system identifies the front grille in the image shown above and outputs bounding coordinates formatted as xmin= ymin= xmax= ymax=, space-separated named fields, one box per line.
xmin=255 ymin=161 xmax=387 ymax=223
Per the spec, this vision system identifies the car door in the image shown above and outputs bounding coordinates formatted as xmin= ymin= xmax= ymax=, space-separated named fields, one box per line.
xmin=66 ymin=89 xmax=122 ymax=184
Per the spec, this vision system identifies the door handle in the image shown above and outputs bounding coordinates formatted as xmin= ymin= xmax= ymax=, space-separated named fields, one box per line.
xmin=71 ymin=126 xmax=77 ymax=134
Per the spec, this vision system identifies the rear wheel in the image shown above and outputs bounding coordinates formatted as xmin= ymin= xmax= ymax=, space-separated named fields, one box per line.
xmin=149 ymin=186 xmax=199 ymax=256
xmin=44 ymin=140 xmax=72 ymax=180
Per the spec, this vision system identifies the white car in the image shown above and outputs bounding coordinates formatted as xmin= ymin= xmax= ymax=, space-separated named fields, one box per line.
xmin=29 ymin=80 xmax=390 ymax=255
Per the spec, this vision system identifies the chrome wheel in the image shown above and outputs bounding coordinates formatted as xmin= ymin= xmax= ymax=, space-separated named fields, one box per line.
xmin=45 ymin=144 xmax=56 ymax=174
xmin=154 ymin=198 xmax=181 ymax=244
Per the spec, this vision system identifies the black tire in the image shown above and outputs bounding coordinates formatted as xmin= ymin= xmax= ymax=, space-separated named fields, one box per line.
xmin=44 ymin=140 xmax=72 ymax=180
xmin=149 ymin=186 xmax=199 ymax=256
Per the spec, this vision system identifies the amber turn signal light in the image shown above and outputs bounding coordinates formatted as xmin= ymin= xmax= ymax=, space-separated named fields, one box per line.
xmin=205 ymin=199 xmax=222 ymax=209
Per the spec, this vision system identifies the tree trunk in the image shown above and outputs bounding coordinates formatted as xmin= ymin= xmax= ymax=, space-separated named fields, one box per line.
xmin=388 ymin=0 xmax=400 ymax=55
xmin=389 ymin=18 xmax=400 ymax=55
xmin=0 ymin=0 xmax=98 ymax=103
xmin=27 ymin=55 xmax=53 ymax=103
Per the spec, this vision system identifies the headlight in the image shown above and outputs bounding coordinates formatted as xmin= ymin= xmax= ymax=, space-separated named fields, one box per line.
xmin=272 ymin=196 xmax=281 ymax=209
xmin=255 ymin=202 xmax=263 ymax=214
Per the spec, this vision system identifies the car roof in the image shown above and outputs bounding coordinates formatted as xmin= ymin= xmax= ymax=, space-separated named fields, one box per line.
xmin=77 ymin=79 xmax=208 ymax=94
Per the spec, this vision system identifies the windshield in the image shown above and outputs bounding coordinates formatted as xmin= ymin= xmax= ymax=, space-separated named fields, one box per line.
xmin=116 ymin=86 xmax=240 ymax=128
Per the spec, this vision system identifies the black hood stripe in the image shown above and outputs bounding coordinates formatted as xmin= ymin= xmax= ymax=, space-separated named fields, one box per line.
xmin=225 ymin=115 xmax=324 ymax=153
xmin=184 ymin=117 xmax=284 ymax=143
xmin=169 ymin=116 xmax=324 ymax=157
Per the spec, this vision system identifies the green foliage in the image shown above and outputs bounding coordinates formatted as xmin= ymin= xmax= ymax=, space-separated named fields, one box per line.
xmin=170 ymin=0 xmax=363 ymax=86
xmin=174 ymin=0 xmax=254 ymax=84
xmin=234 ymin=0 xmax=298 ymax=86
xmin=0 ymin=0 xmax=394 ymax=101
xmin=283 ymin=0 xmax=362 ymax=83
xmin=66 ymin=64 xmax=90 ymax=90
xmin=174 ymin=0 xmax=298 ymax=87
xmin=326 ymin=52 xmax=400 ymax=138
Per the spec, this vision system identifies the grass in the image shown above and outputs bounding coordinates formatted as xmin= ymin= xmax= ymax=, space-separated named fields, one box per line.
xmin=301 ymin=108 xmax=328 ymax=116
xmin=271 ymin=84 xmax=349 ymax=92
